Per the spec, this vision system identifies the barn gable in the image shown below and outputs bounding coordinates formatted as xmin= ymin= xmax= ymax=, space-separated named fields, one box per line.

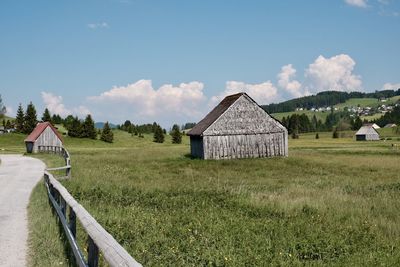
xmin=203 ymin=94 xmax=286 ymax=136
xmin=25 ymin=122 xmax=63 ymax=143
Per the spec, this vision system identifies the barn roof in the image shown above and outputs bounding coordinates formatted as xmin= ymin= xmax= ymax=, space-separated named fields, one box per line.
xmin=25 ymin=122 xmax=63 ymax=143
xmin=355 ymin=125 xmax=379 ymax=136
xmin=187 ymin=93 xmax=246 ymax=136
xmin=188 ymin=92 xmax=285 ymax=136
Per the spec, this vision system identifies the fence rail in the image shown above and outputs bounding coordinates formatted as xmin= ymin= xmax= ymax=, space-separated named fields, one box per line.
xmin=41 ymin=146 xmax=142 ymax=267
xmin=38 ymin=145 xmax=71 ymax=178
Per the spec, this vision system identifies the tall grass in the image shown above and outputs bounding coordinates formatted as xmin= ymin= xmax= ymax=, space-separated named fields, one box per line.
xmin=2 ymin=130 xmax=400 ymax=266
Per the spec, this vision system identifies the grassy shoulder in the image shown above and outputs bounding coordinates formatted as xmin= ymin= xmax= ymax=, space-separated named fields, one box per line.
xmin=2 ymin=130 xmax=400 ymax=266
xmin=27 ymin=181 xmax=71 ymax=267
xmin=27 ymin=153 xmax=71 ymax=267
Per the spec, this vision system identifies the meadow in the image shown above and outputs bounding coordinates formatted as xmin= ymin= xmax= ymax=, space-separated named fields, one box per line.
xmin=1 ymin=129 xmax=400 ymax=266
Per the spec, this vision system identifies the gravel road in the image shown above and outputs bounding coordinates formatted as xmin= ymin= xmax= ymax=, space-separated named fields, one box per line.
xmin=0 ymin=155 xmax=45 ymax=267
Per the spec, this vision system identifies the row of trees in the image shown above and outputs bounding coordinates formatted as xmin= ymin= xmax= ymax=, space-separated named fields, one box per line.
xmin=14 ymin=103 xmax=39 ymax=134
xmin=375 ymin=105 xmax=400 ymax=127
xmin=154 ymin=124 xmax=182 ymax=144
xmin=281 ymin=111 xmax=364 ymax=136
xmin=119 ymin=120 xmax=183 ymax=144
xmin=263 ymin=89 xmax=400 ymax=113
xmin=13 ymin=102 xmax=113 ymax=143
xmin=56 ymin=111 xmax=113 ymax=143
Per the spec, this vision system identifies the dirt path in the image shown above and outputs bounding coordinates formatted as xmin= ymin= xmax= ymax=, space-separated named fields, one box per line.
xmin=0 ymin=155 xmax=45 ymax=267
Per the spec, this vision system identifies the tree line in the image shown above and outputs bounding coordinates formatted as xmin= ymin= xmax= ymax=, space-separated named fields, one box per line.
xmin=280 ymin=111 xmax=364 ymax=137
xmin=375 ymin=105 xmax=400 ymax=127
xmin=118 ymin=120 xmax=183 ymax=144
xmin=263 ymin=89 xmax=400 ymax=113
xmin=8 ymin=102 xmax=113 ymax=143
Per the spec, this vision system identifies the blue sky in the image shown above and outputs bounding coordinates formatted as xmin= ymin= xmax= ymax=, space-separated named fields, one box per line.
xmin=1 ymin=0 xmax=399 ymax=126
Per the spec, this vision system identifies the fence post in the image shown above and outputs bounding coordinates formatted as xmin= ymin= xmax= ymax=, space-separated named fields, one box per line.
xmin=68 ymin=207 xmax=76 ymax=237
xmin=87 ymin=236 xmax=99 ymax=267
xmin=60 ymin=198 xmax=66 ymax=217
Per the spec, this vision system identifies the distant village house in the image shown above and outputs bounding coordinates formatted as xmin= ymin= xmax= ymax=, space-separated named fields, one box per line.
xmin=187 ymin=93 xmax=288 ymax=159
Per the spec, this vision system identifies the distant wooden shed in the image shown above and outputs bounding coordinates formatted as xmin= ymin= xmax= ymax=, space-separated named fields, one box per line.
xmin=384 ymin=123 xmax=397 ymax=128
xmin=25 ymin=122 xmax=63 ymax=153
xmin=187 ymin=92 xmax=288 ymax=159
xmin=355 ymin=126 xmax=380 ymax=141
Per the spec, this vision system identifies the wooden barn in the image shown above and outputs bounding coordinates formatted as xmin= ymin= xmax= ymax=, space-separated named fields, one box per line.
xmin=384 ymin=123 xmax=397 ymax=128
xmin=25 ymin=122 xmax=63 ymax=153
xmin=187 ymin=92 xmax=288 ymax=159
xmin=355 ymin=125 xmax=380 ymax=141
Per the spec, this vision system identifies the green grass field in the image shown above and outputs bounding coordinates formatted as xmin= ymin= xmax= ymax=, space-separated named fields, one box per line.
xmin=2 ymin=130 xmax=400 ymax=266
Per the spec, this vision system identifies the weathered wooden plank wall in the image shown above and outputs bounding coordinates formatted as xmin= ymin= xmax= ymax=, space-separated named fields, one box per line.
xmin=203 ymin=132 xmax=287 ymax=159
xmin=33 ymin=127 xmax=62 ymax=152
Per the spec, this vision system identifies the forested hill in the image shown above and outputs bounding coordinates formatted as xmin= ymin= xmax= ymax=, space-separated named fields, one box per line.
xmin=262 ymin=89 xmax=400 ymax=113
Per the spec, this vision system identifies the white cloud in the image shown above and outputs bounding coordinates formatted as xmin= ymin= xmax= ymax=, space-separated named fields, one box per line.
xmin=41 ymin=92 xmax=90 ymax=117
xmin=88 ymin=80 xmax=207 ymax=123
xmin=382 ymin=82 xmax=400 ymax=90
xmin=5 ymin=106 xmax=14 ymax=117
xmin=277 ymin=64 xmax=304 ymax=98
xmin=345 ymin=0 xmax=368 ymax=8
xmin=87 ymin=22 xmax=109 ymax=29
xmin=210 ymin=80 xmax=279 ymax=106
xmin=305 ymin=54 xmax=362 ymax=93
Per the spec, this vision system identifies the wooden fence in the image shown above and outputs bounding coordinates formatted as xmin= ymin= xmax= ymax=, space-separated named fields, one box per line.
xmin=38 ymin=145 xmax=71 ymax=178
xmin=41 ymin=146 xmax=142 ymax=267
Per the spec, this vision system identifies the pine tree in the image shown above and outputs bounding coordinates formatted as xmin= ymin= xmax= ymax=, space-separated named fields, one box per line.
xmin=23 ymin=102 xmax=38 ymax=134
xmin=15 ymin=104 xmax=25 ymax=133
xmin=0 ymin=94 xmax=6 ymax=118
xmin=52 ymin=114 xmax=63 ymax=124
xmin=41 ymin=108 xmax=52 ymax=123
xmin=153 ymin=124 xmax=165 ymax=143
xmin=352 ymin=116 xmax=363 ymax=130
xmin=82 ymin=114 xmax=97 ymax=139
xmin=100 ymin=122 xmax=114 ymax=143
xmin=171 ymin=124 xmax=182 ymax=144
xmin=63 ymin=115 xmax=75 ymax=130
xmin=68 ymin=116 xmax=82 ymax=137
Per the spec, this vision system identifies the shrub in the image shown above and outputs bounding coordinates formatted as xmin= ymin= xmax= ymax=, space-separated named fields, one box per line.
xmin=332 ymin=128 xmax=339 ymax=138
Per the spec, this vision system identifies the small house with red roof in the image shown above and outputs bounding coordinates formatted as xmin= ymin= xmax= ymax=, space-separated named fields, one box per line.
xmin=25 ymin=122 xmax=63 ymax=153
